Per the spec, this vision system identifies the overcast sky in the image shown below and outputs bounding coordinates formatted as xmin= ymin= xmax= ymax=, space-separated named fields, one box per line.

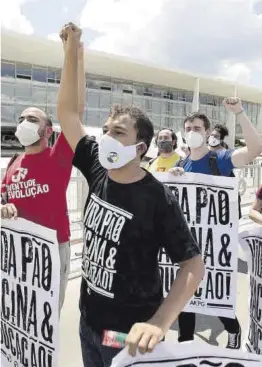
xmin=2 ymin=0 xmax=262 ymax=88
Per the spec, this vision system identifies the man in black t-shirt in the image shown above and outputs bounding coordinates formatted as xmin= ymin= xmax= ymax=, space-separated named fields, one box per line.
xmin=57 ymin=23 xmax=205 ymax=367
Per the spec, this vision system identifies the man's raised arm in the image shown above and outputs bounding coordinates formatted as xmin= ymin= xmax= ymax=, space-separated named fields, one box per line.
xmin=223 ymin=97 xmax=262 ymax=168
xmin=57 ymin=22 xmax=86 ymax=152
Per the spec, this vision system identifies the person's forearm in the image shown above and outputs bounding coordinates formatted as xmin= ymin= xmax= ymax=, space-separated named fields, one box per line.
xmin=57 ymin=41 xmax=79 ymax=122
xmin=150 ymin=255 xmax=204 ymax=332
xmin=237 ymin=111 xmax=262 ymax=158
xmin=249 ymin=209 xmax=262 ymax=225
xmin=78 ymin=53 xmax=86 ymax=123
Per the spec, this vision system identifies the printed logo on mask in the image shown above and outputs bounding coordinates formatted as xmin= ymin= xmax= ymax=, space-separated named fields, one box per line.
xmin=107 ymin=152 xmax=119 ymax=163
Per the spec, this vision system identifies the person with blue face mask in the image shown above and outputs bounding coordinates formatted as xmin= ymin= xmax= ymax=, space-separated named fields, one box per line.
xmin=169 ymin=106 xmax=262 ymax=349
xmin=57 ymin=22 xmax=205 ymax=367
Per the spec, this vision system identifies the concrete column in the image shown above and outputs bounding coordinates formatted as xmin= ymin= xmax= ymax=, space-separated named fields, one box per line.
xmin=192 ymin=77 xmax=200 ymax=112
xmin=225 ymin=85 xmax=237 ymax=148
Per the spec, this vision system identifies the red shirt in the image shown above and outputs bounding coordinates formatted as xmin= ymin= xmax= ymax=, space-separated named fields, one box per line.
xmin=256 ymin=184 xmax=262 ymax=200
xmin=1 ymin=133 xmax=73 ymax=243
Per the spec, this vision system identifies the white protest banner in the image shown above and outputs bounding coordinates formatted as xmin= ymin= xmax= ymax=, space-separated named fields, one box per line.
xmin=1 ymin=218 xmax=60 ymax=367
xmin=239 ymin=225 xmax=262 ymax=355
xmin=154 ymin=172 xmax=239 ymax=318
xmin=110 ymin=341 xmax=262 ymax=367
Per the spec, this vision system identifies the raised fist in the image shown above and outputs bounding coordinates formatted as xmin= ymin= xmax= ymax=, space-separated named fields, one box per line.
xmin=59 ymin=22 xmax=82 ymax=49
xmin=222 ymin=97 xmax=244 ymax=114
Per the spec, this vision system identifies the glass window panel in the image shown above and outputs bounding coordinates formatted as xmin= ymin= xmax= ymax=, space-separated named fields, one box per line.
xmin=133 ymin=84 xmax=144 ymax=95
xmin=15 ymin=81 xmax=32 ymax=103
xmin=16 ymin=63 xmax=32 ymax=77
xmin=32 ymin=86 xmax=47 ymax=104
xmin=88 ymin=91 xmax=100 ymax=108
xmin=87 ymin=111 xmax=100 ymax=127
xmin=200 ymin=94 xmax=207 ymax=105
xmin=2 ymin=105 xmax=15 ymax=122
xmin=112 ymin=80 xmax=123 ymax=93
xmin=122 ymin=94 xmax=133 ymax=106
xmin=2 ymin=83 xmax=15 ymax=102
xmin=178 ymin=91 xmax=186 ymax=101
xmin=152 ymin=100 xmax=161 ymax=114
xmin=133 ymin=97 xmax=142 ymax=109
xmin=88 ymin=78 xmax=100 ymax=90
xmin=152 ymin=88 xmax=162 ymax=98
xmin=144 ymin=98 xmax=152 ymax=112
xmin=206 ymin=106 xmax=213 ymax=119
xmin=186 ymin=92 xmax=193 ymax=102
xmin=47 ymin=85 xmax=59 ymax=104
xmin=112 ymin=96 xmax=122 ymax=106
xmin=100 ymin=93 xmax=111 ymax=109
xmin=122 ymin=83 xmax=133 ymax=93
xmin=1 ymin=62 xmax=15 ymax=78
xmin=100 ymin=111 xmax=109 ymax=126
xmin=55 ymin=69 xmax=61 ymax=83
xmin=46 ymin=105 xmax=57 ymax=120
xmin=32 ymin=67 xmax=47 ymax=82
xmin=185 ymin=103 xmax=191 ymax=115
xmin=152 ymin=115 xmax=161 ymax=130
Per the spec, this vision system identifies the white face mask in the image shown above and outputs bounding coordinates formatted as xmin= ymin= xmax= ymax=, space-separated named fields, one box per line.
xmin=208 ymin=136 xmax=220 ymax=147
xmin=98 ymin=135 xmax=140 ymax=170
xmin=185 ymin=131 xmax=204 ymax=149
xmin=15 ymin=119 xmax=40 ymax=147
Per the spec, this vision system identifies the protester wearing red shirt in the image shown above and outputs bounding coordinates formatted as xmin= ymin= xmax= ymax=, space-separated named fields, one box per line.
xmin=0 ymin=43 xmax=86 ymax=313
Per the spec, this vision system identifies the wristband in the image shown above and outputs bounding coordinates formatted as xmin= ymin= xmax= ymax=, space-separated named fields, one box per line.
xmin=235 ymin=109 xmax=245 ymax=116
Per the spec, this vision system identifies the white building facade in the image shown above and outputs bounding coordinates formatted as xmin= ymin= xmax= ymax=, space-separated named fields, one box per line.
xmin=1 ymin=30 xmax=262 ymax=156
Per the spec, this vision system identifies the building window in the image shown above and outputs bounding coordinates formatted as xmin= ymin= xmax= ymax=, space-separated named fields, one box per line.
xmin=133 ymin=84 xmax=144 ymax=95
xmin=32 ymin=86 xmax=47 ymax=105
xmin=144 ymin=99 xmax=152 ymax=112
xmin=122 ymin=94 xmax=133 ymax=106
xmin=16 ymin=63 xmax=32 ymax=80
xmin=47 ymin=85 xmax=59 ymax=104
xmin=47 ymin=68 xmax=56 ymax=84
xmin=15 ymin=81 xmax=32 ymax=102
xmin=87 ymin=111 xmax=101 ymax=127
xmin=133 ymin=97 xmax=142 ymax=108
xmin=32 ymin=67 xmax=47 ymax=83
xmin=143 ymin=87 xmax=153 ymax=97
xmin=100 ymin=111 xmax=109 ymax=126
xmin=152 ymin=88 xmax=162 ymax=98
xmin=88 ymin=91 xmax=100 ymax=108
xmin=152 ymin=115 xmax=161 ymax=130
xmin=100 ymin=93 xmax=111 ymax=109
xmin=152 ymin=100 xmax=161 ymax=114
xmin=122 ymin=83 xmax=133 ymax=94
xmin=2 ymin=83 xmax=15 ymax=102
xmin=112 ymin=95 xmax=122 ymax=106
xmin=2 ymin=105 xmax=15 ymax=122
xmin=1 ymin=62 xmax=15 ymax=78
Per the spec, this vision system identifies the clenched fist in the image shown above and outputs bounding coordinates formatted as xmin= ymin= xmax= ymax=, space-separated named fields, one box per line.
xmin=59 ymin=22 xmax=82 ymax=50
xmin=1 ymin=203 xmax=18 ymax=219
xmin=222 ymin=97 xmax=244 ymax=115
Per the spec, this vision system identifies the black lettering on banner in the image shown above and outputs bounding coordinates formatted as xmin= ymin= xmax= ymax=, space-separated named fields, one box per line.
xmin=160 ymin=180 xmax=236 ymax=317
xmin=1 ymin=226 xmax=57 ymax=367
xmin=1 ymin=230 xmax=17 ymax=277
xmin=196 ymin=187 xmax=207 ymax=224
xmin=218 ymin=234 xmax=231 ymax=267
xmin=203 ymin=228 xmax=214 ymax=266
xmin=82 ymin=194 xmax=133 ymax=299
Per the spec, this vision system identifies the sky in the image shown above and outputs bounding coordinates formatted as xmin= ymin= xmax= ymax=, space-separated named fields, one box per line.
xmin=2 ymin=0 xmax=262 ymax=88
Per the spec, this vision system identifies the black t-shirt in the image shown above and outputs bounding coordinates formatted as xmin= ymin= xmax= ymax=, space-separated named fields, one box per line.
xmin=73 ymin=136 xmax=200 ymax=333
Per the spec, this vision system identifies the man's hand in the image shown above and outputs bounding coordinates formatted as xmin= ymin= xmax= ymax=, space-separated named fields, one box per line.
xmin=168 ymin=167 xmax=185 ymax=176
xmin=126 ymin=321 xmax=164 ymax=357
xmin=222 ymin=97 xmax=244 ymax=114
xmin=1 ymin=203 xmax=18 ymax=219
xmin=59 ymin=22 xmax=82 ymax=52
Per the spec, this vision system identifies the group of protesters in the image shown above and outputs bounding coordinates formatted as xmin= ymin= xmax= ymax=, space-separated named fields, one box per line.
xmin=1 ymin=21 xmax=262 ymax=367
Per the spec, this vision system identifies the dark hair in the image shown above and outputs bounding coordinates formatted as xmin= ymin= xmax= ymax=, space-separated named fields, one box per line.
xmin=46 ymin=116 xmax=53 ymax=127
xmin=155 ymin=128 xmax=177 ymax=149
xmin=184 ymin=112 xmax=211 ymax=131
xmin=213 ymin=124 xmax=229 ymax=141
xmin=109 ymin=104 xmax=154 ymax=158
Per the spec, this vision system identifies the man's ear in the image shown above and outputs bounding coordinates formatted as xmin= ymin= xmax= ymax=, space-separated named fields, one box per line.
xmin=137 ymin=142 xmax=147 ymax=156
